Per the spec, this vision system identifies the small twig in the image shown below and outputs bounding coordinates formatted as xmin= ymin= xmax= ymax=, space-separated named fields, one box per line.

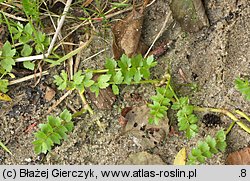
xmin=15 ymin=54 xmax=46 ymax=63
xmin=147 ymin=0 xmax=156 ymax=7
xmin=144 ymin=12 xmax=172 ymax=58
xmin=225 ymin=121 xmax=236 ymax=135
xmin=9 ymin=71 xmax=49 ymax=85
xmin=81 ymin=48 xmax=108 ymax=64
xmin=74 ymin=41 xmax=84 ymax=73
xmin=68 ymin=45 xmax=74 ymax=80
xmin=33 ymin=61 xmax=44 ymax=87
xmin=66 ymin=103 xmax=77 ymax=113
xmin=42 ymin=1 xmax=64 ymax=41
xmin=0 ymin=11 xmax=28 ymax=22
xmin=47 ymin=0 xmax=73 ymax=55
xmin=47 ymin=90 xmax=72 ymax=115
xmin=49 ymin=35 xmax=93 ymax=67
xmin=0 ymin=2 xmax=15 ymax=9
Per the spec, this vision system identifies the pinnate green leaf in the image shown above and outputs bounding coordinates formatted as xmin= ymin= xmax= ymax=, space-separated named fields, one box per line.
xmin=119 ymin=54 xmax=131 ymax=70
xmin=32 ymin=109 xmax=73 ymax=154
xmin=131 ymin=54 xmax=143 ymax=68
xmin=37 ymin=31 xmax=46 ymax=42
xmin=48 ymin=116 xmax=61 ymax=127
xmin=216 ymin=142 xmax=227 ymax=152
xmin=2 ymin=41 xmax=16 ymax=57
xmin=205 ymin=136 xmax=218 ymax=154
xmin=235 ymin=77 xmax=250 ymax=101
xmin=140 ymin=67 xmax=150 ymax=79
xmin=84 ymin=79 xmax=95 ymax=88
xmin=64 ymin=122 xmax=74 ymax=132
xmin=0 ymin=79 xmax=9 ymax=93
xmin=54 ymin=70 xmax=68 ymax=90
xmin=34 ymin=131 xmax=47 ymax=140
xmin=22 ymin=0 xmax=39 ymax=19
xmin=39 ymin=124 xmax=53 ymax=134
xmin=21 ymin=44 xmax=33 ymax=56
xmin=134 ymin=69 xmax=142 ymax=82
xmin=98 ymin=74 xmax=111 ymax=89
xmin=90 ymin=84 xmax=100 ymax=97
xmin=50 ymin=132 xmax=61 ymax=145
xmin=187 ymin=130 xmax=227 ymax=164
xmin=60 ymin=109 xmax=72 ymax=122
xmin=1 ymin=57 xmax=15 ymax=72
xmin=73 ymin=70 xmax=84 ymax=85
xmin=105 ymin=58 xmax=117 ymax=76
xmin=24 ymin=23 xmax=33 ymax=35
xmin=23 ymin=61 xmax=35 ymax=70
xmin=113 ymin=70 xmax=123 ymax=84
xmin=41 ymin=142 xmax=48 ymax=154
xmin=112 ymin=84 xmax=119 ymax=95
xmin=216 ymin=130 xmax=226 ymax=142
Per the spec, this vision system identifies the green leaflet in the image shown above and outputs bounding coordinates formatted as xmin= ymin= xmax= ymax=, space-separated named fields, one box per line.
xmin=235 ymin=77 xmax=250 ymax=101
xmin=0 ymin=79 xmax=9 ymax=93
xmin=54 ymin=70 xmax=68 ymax=90
xmin=148 ymin=86 xmax=174 ymax=125
xmin=97 ymin=74 xmax=111 ymax=89
xmin=0 ymin=41 xmax=16 ymax=72
xmin=32 ymin=109 xmax=74 ymax=154
xmin=172 ymin=97 xmax=199 ymax=139
xmin=22 ymin=0 xmax=40 ymax=20
xmin=187 ymin=129 xmax=227 ymax=165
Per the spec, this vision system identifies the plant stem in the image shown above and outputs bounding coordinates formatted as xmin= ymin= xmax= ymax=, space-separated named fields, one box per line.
xmin=86 ymin=68 xmax=120 ymax=74
xmin=72 ymin=108 xmax=87 ymax=118
xmin=234 ymin=110 xmax=250 ymax=123
xmin=169 ymin=84 xmax=179 ymax=102
xmin=194 ymin=107 xmax=237 ymax=121
xmin=109 ymin=79 xmax=161 ymax=85
xmin=47 ymin=0 xmax=73 ymax=55
xmin=225 ymin=121 xmax=236 ymax=136
xmin=78 ymin=90 xmax=94 ymax=115
xmin=193 ymin=106 xmax=250 ymax=134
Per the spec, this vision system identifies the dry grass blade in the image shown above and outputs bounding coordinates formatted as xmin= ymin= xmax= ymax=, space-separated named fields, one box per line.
xmin=144 ymin=12 xmax=172 ymax=58
xmin=9 ymin=71 xmax=49 ymax=85
xmin=0 ymin=141 xmax=12 ymax=155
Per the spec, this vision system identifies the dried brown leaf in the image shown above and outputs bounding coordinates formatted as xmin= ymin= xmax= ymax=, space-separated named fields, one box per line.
xmin=112 ymin=7 xmax=145 ymax=59
xmin=44 ymin=86 xmax=56 ymax=102
xmin=226 ymin=147 xmax=250 ymax=165
xmin=123 ymin=105 xmax=169 ymax=149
